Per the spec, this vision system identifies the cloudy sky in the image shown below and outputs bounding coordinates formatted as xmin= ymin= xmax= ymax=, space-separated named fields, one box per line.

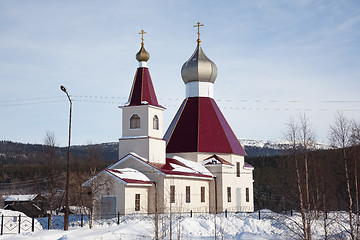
xmin=1 ymin=0 xmax=359 ymax=146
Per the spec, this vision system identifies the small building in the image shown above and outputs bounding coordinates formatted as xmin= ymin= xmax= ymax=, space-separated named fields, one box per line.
xmin=4 ymin=194 xmax=46 ymax=218
xmin=88 ymin=26 xmax=254 ymax=217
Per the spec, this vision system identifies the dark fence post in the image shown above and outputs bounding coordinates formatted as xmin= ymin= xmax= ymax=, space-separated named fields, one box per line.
xmin=1 ymin=215 xmax=3 ymax=235
xmin=117 ymin=212 xmax=120 ymax=225
xmin=225 ymin=210 xmax=227 ymax=218
xmin=291 ymin=210 xmax=293 ymax=216
xmin=81 ymin=214 xmax=83 ymax=227
xmin=190 ymin=210 xmax=192 ymax=218
xmin=258 ymin=210 xmax=261 ymax=220
xmin=326 ymin=210 xmax=327 ymax=219
xmin=18 ymin=215 xmax=21 ymax=234
xmin=48 ymin=216 xmax=50 ymax=230
xmin=32 ymin=217 xmax=35 ymax=232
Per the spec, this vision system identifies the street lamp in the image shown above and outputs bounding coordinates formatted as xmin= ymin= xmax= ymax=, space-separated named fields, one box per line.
xmin=60 ymin=85 xmax=72 ymax=231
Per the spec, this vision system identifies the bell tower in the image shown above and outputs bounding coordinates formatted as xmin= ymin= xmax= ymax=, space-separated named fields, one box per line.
xmin=119 ymin=30 xmax=166 ymax=163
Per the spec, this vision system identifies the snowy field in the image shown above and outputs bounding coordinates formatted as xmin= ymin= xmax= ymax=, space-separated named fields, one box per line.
xmin=0 ymin=209 xmax=353 ymax=240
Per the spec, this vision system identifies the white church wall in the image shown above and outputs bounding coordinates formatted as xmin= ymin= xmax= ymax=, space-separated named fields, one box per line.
xmin=147 ymin=106 xmax=164 ymax=139
xmin=109 ymin=155 xmax=166 ymax=213
xmin=91 ymin=172 xmax=125 ymax=217
xmin=148 ymin=138 xmax=166 ymax=163
xmin=92 ymin=171 xmax=153 ymax=216
xmin=121 ymin=105 xmax=164 ymax=139
xmin=124 ymin=186 xmax=149 ymax=215
xmin=186 ymin=81 xmax=214 ymax=98
xmin=118 ymin=138 xmax=165 ymax=163
xmin=163 ymin=177 xmax=212 ymax=213
xmin=206 ymin=162 xmax=254 ymax=213
xmin=122 ymin=106 xmax=148 ymax=137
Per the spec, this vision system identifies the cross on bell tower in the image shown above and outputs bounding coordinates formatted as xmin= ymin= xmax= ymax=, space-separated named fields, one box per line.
xmin=139 ymin=29 xmax=146 ymax=46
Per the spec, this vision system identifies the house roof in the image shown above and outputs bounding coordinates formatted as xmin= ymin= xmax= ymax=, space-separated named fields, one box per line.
xmin=4 ymin=202 xmax=44 ymax=218
xmin=202 ymin=154 xmax=234 ymax=166
xmin=5 ymin=194 xmax=38 ymax=202
xmin=105 ymin=168 xmax=153 ymax=185
xmin=126 ymin=67 xmax=162 ymax=108
xmin=244 ymin=162 xmax=255 ymax=169
xmin=164 ymin=97 xmax=246 ymax=156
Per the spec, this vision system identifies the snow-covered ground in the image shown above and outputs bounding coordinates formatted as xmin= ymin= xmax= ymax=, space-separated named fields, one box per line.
xmin=0 ymin=209 xmax=353 ymax=240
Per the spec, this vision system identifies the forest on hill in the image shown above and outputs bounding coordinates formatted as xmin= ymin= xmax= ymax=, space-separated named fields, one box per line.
xmin=0 ymin=140 xmax=358 ymax=213
xmin=0 ymin=113 xmax=359 ymax=219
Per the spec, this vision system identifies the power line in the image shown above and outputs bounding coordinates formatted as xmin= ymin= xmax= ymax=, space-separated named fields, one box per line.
xmin=1 ymin=95 xmax=360 ymax=111
xmin=2 ymin=95 xmax=360 ymax=104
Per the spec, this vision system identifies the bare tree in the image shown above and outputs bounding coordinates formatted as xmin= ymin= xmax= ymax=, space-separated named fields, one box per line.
xmin=285 ymin=117 xmax=308 ymax=239
xmin=330 ymin=112 xmax=354 ymax=239
xmin=44 ymin=131 xmax=57 ymax=229
xmin=352 ymin=121 xmax=360 ymax=238
xmin=79 ymin=144 xmax=105 ymax=228
xmin=299 ymin=113 xmax=315 ymax=240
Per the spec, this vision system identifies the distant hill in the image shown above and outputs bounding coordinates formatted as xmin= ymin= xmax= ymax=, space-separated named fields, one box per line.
xmin=0 ymin=139 xmax=330 ymax=165
xmin=239 ymin=139 xmax=330 ymax=157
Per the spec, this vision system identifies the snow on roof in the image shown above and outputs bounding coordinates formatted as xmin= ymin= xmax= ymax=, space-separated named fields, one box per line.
xmin=5 ymin=194 xmax=38 ymax=202
xmin=202 ymin=154 xmax=233 ymax=166
xmin=163 ymin=156 xmax=213 ymax=178
xmin=106 ymin=168 xmax=152 ymax=184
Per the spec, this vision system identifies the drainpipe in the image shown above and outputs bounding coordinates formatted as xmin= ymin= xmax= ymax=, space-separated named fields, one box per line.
xmin=214 ymin=176 xmax=218 ymax=214
xmin=154 ymin=182 xmax=158 ymax=240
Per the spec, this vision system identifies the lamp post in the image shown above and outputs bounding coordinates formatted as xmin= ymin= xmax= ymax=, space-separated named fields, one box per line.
xmin=60 ymin=85 xmax=72 ymax=231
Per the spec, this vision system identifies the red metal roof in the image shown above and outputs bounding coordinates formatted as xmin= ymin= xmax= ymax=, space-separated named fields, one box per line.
xmin=128 ymin=67 xmax=160 ymax=107
xmin=244 ymin=162 xmax=254 ymax=169
xmin=164 ymin=97 xmax=246 ymax=156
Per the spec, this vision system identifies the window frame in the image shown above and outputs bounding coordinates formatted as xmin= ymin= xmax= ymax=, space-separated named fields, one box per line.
xmin=153 ymin=115 xmax=159 ymax=130
xmin=186 ymin=186 xmax=191 ymax=203
xmin=236 ymin=162 xmax=240 ymax=177
xmin=170 ymin=185 xmax=175 ymax=203
xmin=130 ymin=114 xmax=140 ymax=129
xmin=246 ymin=188 xmax=250 ymax=202
xmin=135 ymin=194 xmax=140 ymax=211
xmin=201 ymin=186 xmax=205 ymax=203
xmin=227 ymin=187 xmax=231 ymax=202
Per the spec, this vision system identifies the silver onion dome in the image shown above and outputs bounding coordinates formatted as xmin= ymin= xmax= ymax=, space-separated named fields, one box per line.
xmin=181 ymin=43 xmax=217 ymax=84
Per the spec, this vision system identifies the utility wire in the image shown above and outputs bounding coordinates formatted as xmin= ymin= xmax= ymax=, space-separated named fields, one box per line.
xmin=2 ymin=95 xmax=360 ymax=111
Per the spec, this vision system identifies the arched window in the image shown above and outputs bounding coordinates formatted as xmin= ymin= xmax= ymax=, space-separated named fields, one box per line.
xmin=153 ymin=115 xmax=159 ymax=130
xmin=130 ymin=114 xmax=140 ymax=129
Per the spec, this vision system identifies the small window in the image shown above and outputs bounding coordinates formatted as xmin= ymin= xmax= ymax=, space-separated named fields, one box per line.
xmin=135 ymin=194 xmax=140 ymax=211
xmin=170 ymin=185 xmax=175 ymax=203
xmin=236 ymin=162 xmax=240 ymax=177
xmin=186 ymin=186 xmax=191 ymax=203
xmin=153 ymin=115 xmax=159 ymax=130
xmin=227 ymin=187 xmax=231 ymax=202
xmin=201 ymin=186 xmax=205 ymax=203
xmin=246 ymin=188 xmax=250 ymax=202
xmin=130 ymin=114 xmax=140 ymax=129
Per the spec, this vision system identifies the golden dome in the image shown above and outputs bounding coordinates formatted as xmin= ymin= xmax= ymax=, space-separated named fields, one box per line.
xmin=136 ymin=45 xmax=150 ymax=62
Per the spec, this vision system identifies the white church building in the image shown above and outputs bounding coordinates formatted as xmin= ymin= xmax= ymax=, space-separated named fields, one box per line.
xmin=91 ymin=27 xmax=254 ymax=217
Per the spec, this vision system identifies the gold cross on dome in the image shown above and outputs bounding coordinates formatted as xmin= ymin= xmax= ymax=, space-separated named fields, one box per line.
xmin=139 ymin=29 xmax=146 ymax=45
xmin=193 ymin=22 xmax=204 ymax=43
